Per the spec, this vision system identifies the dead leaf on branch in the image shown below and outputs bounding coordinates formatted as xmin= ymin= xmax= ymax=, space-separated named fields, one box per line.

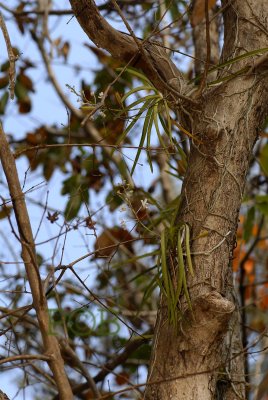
xmin=94 ymin=227 xmax=133 ymax=258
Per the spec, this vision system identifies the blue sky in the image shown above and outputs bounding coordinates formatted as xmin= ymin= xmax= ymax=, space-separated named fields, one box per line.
xmin=0 ymin=2 xmax=156 ymax=398
xmin=0 ymin=2 xmax=103 ymax=398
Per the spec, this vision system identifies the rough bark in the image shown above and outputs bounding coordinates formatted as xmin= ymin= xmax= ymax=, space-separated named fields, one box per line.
xmin=145 ymin=1 xmax=268 ymax=398
xmin=191 ymin=4 xmax=220 ymax=80
xmin=69 ymin=0 xmax=268 ymax=398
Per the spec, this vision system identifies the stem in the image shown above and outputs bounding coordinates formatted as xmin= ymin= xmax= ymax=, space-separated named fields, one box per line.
xmin=0 ymin=122 xmax=73 ymax=399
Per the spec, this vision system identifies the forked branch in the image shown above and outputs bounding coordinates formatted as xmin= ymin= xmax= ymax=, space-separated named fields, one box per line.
xmin=69 ymin=0 xmax=197 ymax=106
xmin=0 ymin=123 xmax=73 ymax=399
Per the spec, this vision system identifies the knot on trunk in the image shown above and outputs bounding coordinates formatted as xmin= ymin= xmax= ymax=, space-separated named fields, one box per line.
xmin=179 ymin=291 xmax=235 ymax=356
xmin=194 ymin=291 xmax=235 ymax=321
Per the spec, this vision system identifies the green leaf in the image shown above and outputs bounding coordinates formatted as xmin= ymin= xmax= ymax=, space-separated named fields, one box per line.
xmin=117 ymin=67 xmax=152 ymax=84
xmin=153 ymin=104 xmax=168 ymax=151
xmin=191 ymin=47 xmax=268 ymax=85
xmin=160 ymin=230 xmax=172 ymax=301
xmin=146 ymin=107 xmax=154 ymax=173
xmin=130 ymin=99 xmax=155 ymax=175
xmin=159 ymin=114 xmax=171 ymax=138
xmin=0 ymin=205 xmax=12 ymax=219
xmin=185 ymin=224 xmax=194 ymax=276
xmin=61 ymin=175 xmax=80 ymax=195
xmin=260 ymin=143 xmax=268 ymax=176
xmin=106 ymin=188 xmax=124 ymax=211
xmin=0 ymin=91 xmax=9 ymax=114
xmin=64 ymin=192 xmax=83 ymax=220
xmin=14 ymin=80 xmax=28 ymax=100
xmin=163 ymin=100 xmax=172 ymax=141
xmin=115 ymin=99 xmax=154 ymax=148
xmin=243 ymin=207 xmax=255 ymax=242
xmin=256 ymin=195 xmax=268 ymax=216
xmin=129 ymin=263 xmax=158 ymax=282
xmin=175 ymin=229 xmax=184 ymax=303
xmin=142 ymin=274 xmax=160 ymax=305
xmin=1 ymin=61 xmax=10 ymax=72
xmin=122 ymin=94 xmax=159 ymax=114
xmin=172 ymin=137 xmax=187 ymax=160
xmin=121 ymin=85 xmax=156 ymax=102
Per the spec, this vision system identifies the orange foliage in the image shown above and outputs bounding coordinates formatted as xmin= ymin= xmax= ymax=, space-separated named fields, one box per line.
xmin=244 ymin=259 xmax=254 ymax=275
xmin=232 ymin=240 xmax=245 ymax=272
xmin=257 ymin=286 xmax=268 ymax=310
xmin=115 ymin=371 xmax=130 ymax=385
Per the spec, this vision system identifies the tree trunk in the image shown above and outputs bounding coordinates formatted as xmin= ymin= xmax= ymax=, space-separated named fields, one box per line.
xmin=145 ymin=1 xmax=268 ymax=398
xmin=68 ymin=0 xmax=268 ymax=398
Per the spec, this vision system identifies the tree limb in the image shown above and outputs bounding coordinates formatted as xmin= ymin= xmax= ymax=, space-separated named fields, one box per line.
xmin=0 ymin=12 xmax=17 ymax=99
xmin=0 ymin=123 xmax=73 ymax=399
xmin=69 ymin=0 xmax=197 ymax=106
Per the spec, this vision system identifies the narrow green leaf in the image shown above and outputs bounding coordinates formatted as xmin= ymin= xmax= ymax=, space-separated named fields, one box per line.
xmin=259 ymin=143 xmax=268 ymax=176
xmin=115 ymin=99 xmax=154 ymax=148
xmin=112 ymin=253 xmax=158 ymax=273
xmin=172 ymin=137 xmax=187 ymax=160
xmin=153 ymin=104 xmax=168 ymax=152
xmin=123 ymin=94 xmax=159 ymax=113
xmin=130 ymin=99 xmax=155 ymax=175
xmin=117 ymin=67 xmax=152 ymax=84
xmin=142 ymin=274 xmax=160 ymax=304
xmin=164 ymin=170 xmax=181 ymax=179
xmin=159 ymin=114 xmax=171 ymax=138
xmin=256 ymin=195 xmax=268 ymax=216
xmin=161 ymin=230 xmax=172 ymax=301
xmin=163 ymin=100 xmax=172 ymax=140
xmin=121 ymin=85 xmax=156 ymax=102
xmin=190 ymin=47 xmax=268 ymax=85
xmin=182 ymin=272 xmax=192 ymax=310
xmin=185 ymin=224 xmax=194 ymax=276
xmin=175 ymin=229 xmax=184 ymax=302
xmin=146 ymin=108 xmax=154 ymax=173
xmin=243 ymin=207 xmax=255 ymax=243
xmin=0 ymin=91 xmax=9 ymax=114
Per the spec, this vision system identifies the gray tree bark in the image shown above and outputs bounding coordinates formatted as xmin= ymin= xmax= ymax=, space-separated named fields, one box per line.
xmin=145 ymin=1 xmax=268 ymax=399
xmin=69 ymin=0 xmax=268 ymax=398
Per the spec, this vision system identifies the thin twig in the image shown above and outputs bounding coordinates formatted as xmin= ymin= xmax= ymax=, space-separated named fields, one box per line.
xmin=187 ymin=231 xmax=232 ymax=256
xmin=59 ymin=338 xmax=101 ymax=399
xmin=0 ymin=122 xmax=73 ymax=399
xmin=81 ymin=53 xmax=136 ymax=126
xmin=0 ymin=12 xmax=17 ymax=99
xmin=30 ymin=28 xmax=134 ymax=186
xmin=14 ymin=142 xmax=172 ymax=158
xmin=196 ymin=0 xmax=211 ymax=97
xmin=0 ymin=354 xmax=51 ymax=365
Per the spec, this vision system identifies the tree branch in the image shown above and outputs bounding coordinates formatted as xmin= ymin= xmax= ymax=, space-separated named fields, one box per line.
xmin=0 ymin=12 xmax=17 ymax=99
xmin=30 ymin=28 xmax=134 ymax=186
xmin=0 ymin=354 xmax=51 ymax=365
xmin=0 ymin=123 xmax=73 ymax=399
xmin=69 ymin=0 xmax=197 ymax=106
xmin=53 ymin=331 xmax=152 ymax=399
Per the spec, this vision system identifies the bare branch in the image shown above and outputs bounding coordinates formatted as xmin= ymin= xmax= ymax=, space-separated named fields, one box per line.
xmin=69 ymin=0 xmax=197 ymax=106
xmin=0 ymin=354 xmax=51 ymax=365
xmin=0 ymin=12 xmax=17 ymax=99
xmin=30 ymin=28 xmax=134 ymax=186
xmin=0 ymin=390 xmax=9 ymax=400
xmin=59 ymin=338 xmax=101 ymax=398
xmin=191 ymin=1 xmax=219 ymax=83
xmin=0 ymin=123 xmax=73 ymax=399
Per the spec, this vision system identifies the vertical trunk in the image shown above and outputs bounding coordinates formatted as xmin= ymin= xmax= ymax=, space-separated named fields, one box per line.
xmin=145 ymin=79 xmax=267 ymax=400
xmin=145 ymin=1 xmax=268 ymax=397
xmin=68 ymin=0 xmax=268 ymax=397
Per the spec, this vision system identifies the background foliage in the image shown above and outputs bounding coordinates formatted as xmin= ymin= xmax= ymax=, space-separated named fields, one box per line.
xmin=0 ymin=1 xmax=268 ymax=399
